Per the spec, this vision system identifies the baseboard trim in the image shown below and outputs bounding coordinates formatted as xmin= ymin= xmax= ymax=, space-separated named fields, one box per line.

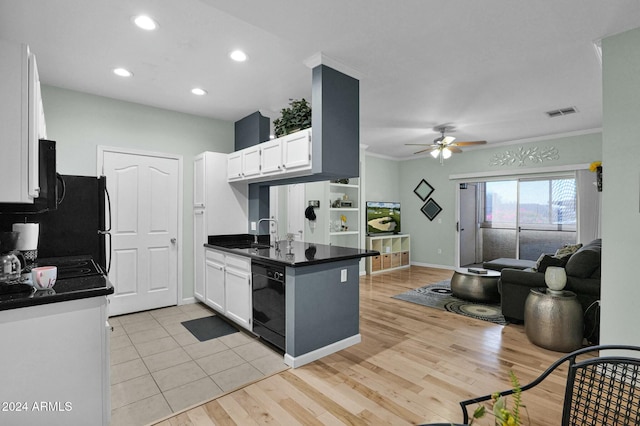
xmin=284 ymin=334 xmax=361 ymax=368
xmin=410 ymin=261 xmax=455 ymax=270
xmin=180 ymin=297 xmax=196 ymax=305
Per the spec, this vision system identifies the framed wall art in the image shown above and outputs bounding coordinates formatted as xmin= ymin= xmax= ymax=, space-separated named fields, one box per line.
xmin=421 ymin=198 xmax=442 ymax=221
xmin=414 ymin=179 xmax=434 ymax=201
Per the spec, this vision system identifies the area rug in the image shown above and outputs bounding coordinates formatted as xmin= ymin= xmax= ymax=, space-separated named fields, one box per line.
xmin=392 ymin=280 xmax=508 ymax=325
xmin=181 ymin=315 xmax=239 ymax=342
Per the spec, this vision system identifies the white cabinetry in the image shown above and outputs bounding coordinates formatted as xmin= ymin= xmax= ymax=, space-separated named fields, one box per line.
xmin=241 ymin=145 xmax=261 ymax=179
xmin=0 ymin=40 xmax=45 ymax=204
xmin=194 ymin=209 xmax=206 ymax=301
xmin=366 ymin=234 xmax=411 ymax=274
xmin=0 ymin=297 xmax=110 ymax=425
xmin=205 ymin=249 xmax=225 ymax=312
xmin=193 ymin=152 xmax=248 ymax=303
xmin=204 ymin=248 xmax=252 ymax=330
xmin=226 ymin=128 xmax=312 ymax=183
xmin=260 ymin=138 xmax=284 ymax=176
xmin=223 ymin=254 xmax=252 ymax=330
xmin=282 ymin=130 xmax=312 ymax=172
xmin=227 ymin=152 xmax=243 ymax=182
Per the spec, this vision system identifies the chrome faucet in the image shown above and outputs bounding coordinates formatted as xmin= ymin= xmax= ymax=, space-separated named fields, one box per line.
xmin=257 ymin=218 xmax=279 ymax=250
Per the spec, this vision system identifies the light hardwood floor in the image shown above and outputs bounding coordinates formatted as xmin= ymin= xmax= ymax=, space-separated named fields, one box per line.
xmin=153 ymin=266 xmax=593 ymax=425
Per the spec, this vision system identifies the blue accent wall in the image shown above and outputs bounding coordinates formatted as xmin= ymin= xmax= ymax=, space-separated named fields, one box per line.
xmin=285 ymin=259 xmax=360 ymax=356
xmin=312 ymin=65 xmax=360 ymax=179
xmin=235 ymin=111 xmax=269 ymax=151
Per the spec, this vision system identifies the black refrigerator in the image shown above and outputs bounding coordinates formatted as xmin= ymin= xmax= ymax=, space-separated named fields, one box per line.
xmin=0 ymin=175 xmax=110 ymax=272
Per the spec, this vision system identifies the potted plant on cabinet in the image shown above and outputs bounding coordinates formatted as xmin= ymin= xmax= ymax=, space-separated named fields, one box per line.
xmin=273 ymin=98 xmax=312 ymax=137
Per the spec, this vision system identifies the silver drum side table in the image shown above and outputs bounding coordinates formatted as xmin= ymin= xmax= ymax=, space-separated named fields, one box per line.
xmin=450 ymin=268 xmax=501 ymax=303
xmin=524 ymin=288 xmax=583 ymax=352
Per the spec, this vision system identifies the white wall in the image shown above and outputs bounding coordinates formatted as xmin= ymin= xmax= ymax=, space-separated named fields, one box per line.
xmin=41 ymin=85 xmax=234 ymax=301
xmin=600 ymin=27 xmax=640 ymax=347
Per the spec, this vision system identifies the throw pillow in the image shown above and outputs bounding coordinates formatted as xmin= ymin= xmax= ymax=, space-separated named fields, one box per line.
xmin=555 ymin=243 xmax=583 ymax=259
xmin=536 ymin=254 xmax=569 ymax=273
xmin=565 ymin=245 xmax=601 ymax=278
xmin=534 ymin=253 xmax=547 ymax=271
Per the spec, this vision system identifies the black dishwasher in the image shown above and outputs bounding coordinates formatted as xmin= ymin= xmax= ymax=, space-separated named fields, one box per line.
xmin=252 ymin=261 xmax=286 ymax=352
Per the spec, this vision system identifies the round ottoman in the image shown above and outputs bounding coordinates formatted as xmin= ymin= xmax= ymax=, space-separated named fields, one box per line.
xmin=524 ymin=288 xmax=583 ymax=352
xmin=450 ymin=268 xmax=501 ymax=303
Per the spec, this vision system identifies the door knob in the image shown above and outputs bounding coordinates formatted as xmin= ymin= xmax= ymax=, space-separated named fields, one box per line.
xmin=171 ymin=238 xmax=177 ymax=244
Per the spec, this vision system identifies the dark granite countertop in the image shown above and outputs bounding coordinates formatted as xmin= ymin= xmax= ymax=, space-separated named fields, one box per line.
xmin=0 ymin=256 xmax=114 ymax=311
xmin=206 ymin=234 xmax=378 ymax=267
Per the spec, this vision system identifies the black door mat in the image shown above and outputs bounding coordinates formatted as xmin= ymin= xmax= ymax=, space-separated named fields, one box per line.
xmin=181 ymin=315 xmax=239 ymax=342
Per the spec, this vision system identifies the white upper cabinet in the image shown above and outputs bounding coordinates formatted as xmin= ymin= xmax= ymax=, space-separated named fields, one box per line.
xmin=193 ymin=154 xmax=206 ymax=207
xmin=282 ymin=129 xmax=312 ymax=172
xmin=260 ymin=138 xmax=283 ymax=176
xmin=242 ymin=145 xmax=261 ymax=178
xmin=226 ymin=128 xmax=313 ymax=183
xmin=0 ymin=40 xmax=43 ymax=204
xmin=227 ymin=151 xmax=243 ymax=181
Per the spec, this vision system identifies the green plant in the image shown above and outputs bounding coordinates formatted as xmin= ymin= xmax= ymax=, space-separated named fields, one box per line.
xmin=469 ymin=371 xmax=528 ymax=426
xmin=273 ymin=98 xmax=312 ymax=137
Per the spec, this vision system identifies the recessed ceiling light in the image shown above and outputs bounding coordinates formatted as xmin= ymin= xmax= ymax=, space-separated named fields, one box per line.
xmin=113 ymin=68 xmax=133 ymax=77
xmin=229 ymin=50 xmax=248 ymax=62
xmin=191 ymin=88 xmax=207 ymax=96
xmin=133 ymin=15 xmax=158 ymax=31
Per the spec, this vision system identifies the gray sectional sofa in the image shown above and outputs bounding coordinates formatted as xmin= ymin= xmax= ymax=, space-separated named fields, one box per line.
xmin=497 ymin=239 xmax=602 ymax=344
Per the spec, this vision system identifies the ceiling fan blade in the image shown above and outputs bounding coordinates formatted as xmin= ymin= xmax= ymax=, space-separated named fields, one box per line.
xmin=448 ymin=146 xmax=463 ymax=153
xmin=405 ymin=143 xmax=435 ymax=146
xmin=441 ymin=136 xmax=456 ymax=145
xmin=451 ymin=140 xmax=487 ymax=146
xmin=413 ymin=146 xmax=439 ymax=155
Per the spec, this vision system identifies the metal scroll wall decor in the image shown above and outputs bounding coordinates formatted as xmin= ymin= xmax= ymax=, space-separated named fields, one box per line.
xmin=414 ymin=178 xmax=442 ymax=221
xmin=489 ymin=146 xmax=559 ymax=167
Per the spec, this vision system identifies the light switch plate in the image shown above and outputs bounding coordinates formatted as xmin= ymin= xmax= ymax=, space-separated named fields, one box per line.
xmin=250 ymin=222 xmax=257 ymax=231
xmin=340 ymin=269 xmax=347 ymax=282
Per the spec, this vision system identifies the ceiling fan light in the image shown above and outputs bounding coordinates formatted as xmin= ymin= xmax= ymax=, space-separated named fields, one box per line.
xmin=430 ymin=150 xmax=440 ymax=158
xmin=442 ymin=148 xmax=452 ymax=159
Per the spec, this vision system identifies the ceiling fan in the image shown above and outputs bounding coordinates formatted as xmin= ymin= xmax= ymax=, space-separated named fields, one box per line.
xmin=406 ymin=126 xmax=487 ymax=164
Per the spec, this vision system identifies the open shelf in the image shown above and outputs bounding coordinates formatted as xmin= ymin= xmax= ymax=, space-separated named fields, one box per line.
xmin=366 ymin=234 xmax=410 ymax=274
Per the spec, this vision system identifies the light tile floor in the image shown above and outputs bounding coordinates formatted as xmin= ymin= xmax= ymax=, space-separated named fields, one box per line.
xmin=109 ymin=303 xmax=288 ymax=426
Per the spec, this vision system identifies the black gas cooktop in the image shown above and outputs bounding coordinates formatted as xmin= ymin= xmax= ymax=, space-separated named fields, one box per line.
xmin=30 ymin=256 xmax=104 ymax=280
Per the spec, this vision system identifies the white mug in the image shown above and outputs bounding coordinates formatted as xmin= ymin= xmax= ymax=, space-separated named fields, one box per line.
xmin=32 ymin=266 xmax=57 ymax=289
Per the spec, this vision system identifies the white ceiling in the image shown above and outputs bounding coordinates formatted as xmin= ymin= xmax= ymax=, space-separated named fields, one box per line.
xmin=2 ymin=0 xmax=640 ymax=159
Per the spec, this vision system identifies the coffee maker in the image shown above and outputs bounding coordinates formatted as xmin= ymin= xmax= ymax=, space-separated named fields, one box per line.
xmin=0 ymin=232 xmax=25 ymax=283
xmin=12 ymin=223 xmax=39 ymax=265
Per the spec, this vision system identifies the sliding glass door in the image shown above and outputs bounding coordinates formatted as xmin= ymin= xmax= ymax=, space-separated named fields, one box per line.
xmin=518 ymin=178 xmax=576 ymax=260
xmin=474 ymin=176 xmax=577 ymax=264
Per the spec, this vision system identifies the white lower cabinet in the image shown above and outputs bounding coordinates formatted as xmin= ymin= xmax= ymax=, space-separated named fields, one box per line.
xmin=0 ymin=296 xmax=110 ymax=425
xmin=204 ymin=248 xmax=252 ymax=331
xmin=205 ymin=249 xmax=225 ymax=313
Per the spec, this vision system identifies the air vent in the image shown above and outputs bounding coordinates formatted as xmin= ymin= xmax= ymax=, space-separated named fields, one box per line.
xmin=546 ymin=106 xmax=578 ymax=118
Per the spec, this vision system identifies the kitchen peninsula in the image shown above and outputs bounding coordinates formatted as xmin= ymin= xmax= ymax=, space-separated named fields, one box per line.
xmin=205 ymin=234 xmax=378 ymax=368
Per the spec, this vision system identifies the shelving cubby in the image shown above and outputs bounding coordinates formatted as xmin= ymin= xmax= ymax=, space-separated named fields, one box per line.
xmin=366 ymin=234 xmax=410 ymax=274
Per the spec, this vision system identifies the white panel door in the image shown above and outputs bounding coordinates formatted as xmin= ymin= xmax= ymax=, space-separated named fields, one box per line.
xmin=104 ymin=151 xmax=179 ymax=316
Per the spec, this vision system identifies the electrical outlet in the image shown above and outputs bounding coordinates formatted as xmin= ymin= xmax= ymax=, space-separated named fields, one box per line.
xmin=340 ymin=269 xmax=347 ymax=282
xmin=437 ymin=248 xmax=442 ymax=254
xmin=438 ymin=218 xmax=442 ymax=224
xmin=250 ymin=222 xmax=257 ymax=231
